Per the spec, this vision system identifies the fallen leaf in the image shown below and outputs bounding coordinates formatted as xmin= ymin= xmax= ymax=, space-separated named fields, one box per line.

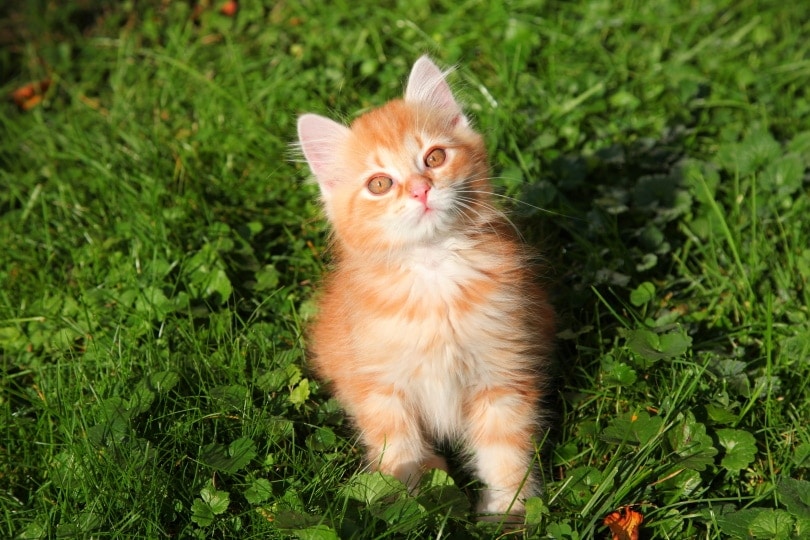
xmin=10 ymin=79 xmax=51 ymax=110
xmin=604 ymin=506 xmax=643 ymax=540
xmin=220 ymin=1 xmax=238 ymax=16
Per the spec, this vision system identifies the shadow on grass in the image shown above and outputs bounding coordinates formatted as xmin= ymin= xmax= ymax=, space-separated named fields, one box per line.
xmin=512 ymin=127 xmax=692 ymax=467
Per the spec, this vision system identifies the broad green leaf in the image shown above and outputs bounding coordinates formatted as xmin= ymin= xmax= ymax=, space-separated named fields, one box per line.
xmin=306 ymin=427 xmax=337 ymax=451
xmin=545 ymin=520 xmax=579 ymax=539
xmin=228 ymin=437 xmax=258 ymax=471
xmin=184 ymin=245 xmax=233 ymax=304
xmin=49 ymin=450 xmax=88 ymax=490
xmin=716 ymin=508 xmax=766 ymax=538
xmin=244 ymin=478 xmax=273 ymax=504
xmin=793 ymin=443 xmax=810 ymax=468
xmin=658 ymin=331 xmax=691 ymax=358
xmin=17 ymin=521 xmax=46 ymax=540
xmin=787 ymin=130 xmax=810 ymax=161
xmin=372 ymin=495 xmax=425 ymax=529
xmin=761 ymin=153 xmax=804 ymax=198
xmin=600 ymin=357 xmax=637 ymax=387
xmin=274 ymin=508 xmax=321 ymax=529
xmin=127 ymin=385 xmax=156 ymax=416
xmin=0 ymin=325 xmax=23 ymax=347
xmin=200 ymin=483 xmax=230 ymax=515
xmin=630 ymin=281 xmax=655 ymax=307
xmin=289 ymin=378 xmax=311 ymax=408
xmin=553 ymin=442 xmax=579 ymax=466
xmin=205 ymin=267 xmax=233 ymax=303
xmin=704 ymin=404 xmax=738 ymax=425
xmin=717 ymin=128 xmax=781 ymax=176
xmin=209 ymin=384 xmax=250 ymax=410
xmin=254 ymin=264 xmax=281 ymax=291
xmin=88 ymin=397 xmax=131 ymax=446
xmin=291 ymin=525 xmax=340 ymax=540
xmin=134 ymin=286 xmax=174 ymax=320
xmin=258 ymin=363 xmax=302 ymax=392
xmin=190 ymin=499 xmax=215 ymax=527
xmin=561 ymin=466 xmax=604 ymax=505
xmin=654 ymin=468 xmax=702 ymax=503
xmin=749 ymin=509 xmax=794 ymax=539
xmin=417 ymin=469 xmax=470 ymax=516
xmin=623 ymin=327 xmax=691 ymax=367
xmin=200 ymin=437 xmax=257 ymax=473
xmin=340 ymin=472 xmax=406 ymax=505
xmin=717 ymin=428 xmax=757 ymax=472
xmin=524 ymin=496 xmax=549 ymax=525
xmin=127 ymin=371 xmax=179 ymax=415
xmin=601 ymin=411 xmax=663 ymax=446
xmin=667 ymin=413 xmax=718 ymax=471
xmin=149 ymin=371 xmax=180 ymax=393
xmin=777 ymin=477 xmax=810 ymax=519
xmin=796 ymin=517 xmax=810 ymax=539
xmin=262 ymin=415 xmax=294 ymax=442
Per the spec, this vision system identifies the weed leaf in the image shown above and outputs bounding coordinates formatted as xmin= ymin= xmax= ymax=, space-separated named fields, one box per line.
xmin=340 ymin=472 xmax=406 ymax=505
xmin=777 ymin=477 xmax=810 ymax=519
xmin=749 ymin=509 xmax=794 ymax=539
xmin=200 ymin=437 xmax=257 ymax=473
xmin=289 ymin=378 xmax=311 ymax=408
xmin=667 ymin=413 xmax=718 ymax=471
xmin=716 ymin=429 xmax=757 ymax=472
xmin=417 ymin=469 xmax=470 ymax=516
xmin=209 ymin=384 xmax=250 ymax=410
xmin=244 ymin=478 xmax=273 ymax=504
xmin=623 ymin=327 xmax=691 ymax=367
xmin=290 ymin=525 xmax=340 ymax=540
xmin=601 ymin=355 xmax=638 ymax=387
xmin=793 ymin=443 xmax=810 ymax=468
xmin=192 ymin=483 xmax=230 ymax=526
xmin=630 ymin=282 xmax=655 ymax=307
xmin=601 ymin=411 xmax=663 ymax=445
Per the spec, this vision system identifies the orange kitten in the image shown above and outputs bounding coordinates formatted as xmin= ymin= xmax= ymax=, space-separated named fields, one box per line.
xmin=297 ymin=56 xmax=555 ymax=521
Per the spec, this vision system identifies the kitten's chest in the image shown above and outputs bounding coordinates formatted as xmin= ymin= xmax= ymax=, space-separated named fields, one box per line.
xmin=405 ymin=243 xmax=477 ymax=295
xmin=365 ymin=241 xmax=504 ymax=351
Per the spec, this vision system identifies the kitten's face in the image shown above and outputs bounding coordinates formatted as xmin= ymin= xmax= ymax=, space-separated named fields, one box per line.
xmin=330 ymin=100 xmax=487 ymax=251
xmin=298 ymin=56 xmax=490 ymax=253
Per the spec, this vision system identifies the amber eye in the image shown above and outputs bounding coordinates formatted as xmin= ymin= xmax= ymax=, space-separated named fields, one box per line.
xmin=424 ymin=148 xmax=446 ymax=168
xmin=367 ymin=175 xmax=394 ymax=195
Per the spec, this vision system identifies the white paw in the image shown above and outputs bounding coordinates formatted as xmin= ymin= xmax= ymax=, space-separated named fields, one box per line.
xmin=476 ymin=490 xmax=526 ymax=523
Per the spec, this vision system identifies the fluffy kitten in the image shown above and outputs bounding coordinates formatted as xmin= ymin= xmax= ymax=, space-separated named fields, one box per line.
xmin=297 ymin=56 xmax=555 ymax=521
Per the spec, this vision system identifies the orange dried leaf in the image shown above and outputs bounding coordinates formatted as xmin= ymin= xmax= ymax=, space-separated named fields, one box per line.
xmin=604 ymin=507 xmax=643 ymax=540
xmin=220 ymin=1 xmax=238 ymax=16
xmin=21 ymin=94 xmax=43 ymax=110
xmin=10 ymin=79 xmax=51 ymax=110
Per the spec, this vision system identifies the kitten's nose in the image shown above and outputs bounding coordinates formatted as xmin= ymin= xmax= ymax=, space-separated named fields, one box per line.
xmin=409 ymin=177 xmax=432 ymax=206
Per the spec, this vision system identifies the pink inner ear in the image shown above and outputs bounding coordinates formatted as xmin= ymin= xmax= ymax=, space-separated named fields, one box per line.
xmin=297 ymin=113 xmax=351 ymax=194
xmin=405 ymin=56 xmax=467 ymax=125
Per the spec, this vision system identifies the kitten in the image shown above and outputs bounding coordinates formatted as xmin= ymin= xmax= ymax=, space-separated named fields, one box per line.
xmin=297 ymin=56 xmax=555 ymax=521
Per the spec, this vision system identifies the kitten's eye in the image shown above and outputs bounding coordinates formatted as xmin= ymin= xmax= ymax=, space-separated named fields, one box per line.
xmin=367 ymin=175 xmax=393 ymax=195
xmin=424 ymin=148 xmax=446 ymax=168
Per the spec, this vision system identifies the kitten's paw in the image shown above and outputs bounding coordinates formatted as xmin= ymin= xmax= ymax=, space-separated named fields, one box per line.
xmin=476 ymin=490 xmax=526 ymax=525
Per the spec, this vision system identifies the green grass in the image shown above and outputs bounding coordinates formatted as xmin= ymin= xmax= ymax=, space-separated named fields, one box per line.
xmin=2 ymin=0 xmax=809 ymax=538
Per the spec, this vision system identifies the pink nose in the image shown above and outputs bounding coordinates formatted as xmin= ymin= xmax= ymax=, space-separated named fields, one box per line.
xmin=409 ymin=178 xmax=432 ymax=205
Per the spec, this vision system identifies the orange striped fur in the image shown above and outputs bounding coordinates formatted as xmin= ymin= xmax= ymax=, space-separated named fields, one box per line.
xmin=297 ymin=56 xmax=555 ymax=520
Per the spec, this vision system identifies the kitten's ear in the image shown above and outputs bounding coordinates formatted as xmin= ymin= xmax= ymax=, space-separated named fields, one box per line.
xmin=405 ymin=55 xmax=468 ymax=126
xmin=297 ymin=113 xmax=351 ymax=196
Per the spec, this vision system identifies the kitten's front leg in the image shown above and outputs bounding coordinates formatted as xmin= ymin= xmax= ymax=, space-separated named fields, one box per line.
xmin=464 ymin=385 xmax=539 ymax=522
xmin=351 ymin=387 xmax=442 ymax=489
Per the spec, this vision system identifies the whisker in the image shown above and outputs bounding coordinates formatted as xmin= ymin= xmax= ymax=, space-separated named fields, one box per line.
xmin=456 ymin=173 xmax=581 ymax=221
xmin=452 ymin=195 xmax=525 ymax=242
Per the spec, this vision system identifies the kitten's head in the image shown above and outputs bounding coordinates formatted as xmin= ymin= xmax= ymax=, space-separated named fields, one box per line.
xmin=297 ymin=56 xmax=492 ymax=254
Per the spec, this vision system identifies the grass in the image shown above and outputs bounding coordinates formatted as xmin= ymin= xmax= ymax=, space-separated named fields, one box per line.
xmin=1 ymin=0 xmax=809 ymax=538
